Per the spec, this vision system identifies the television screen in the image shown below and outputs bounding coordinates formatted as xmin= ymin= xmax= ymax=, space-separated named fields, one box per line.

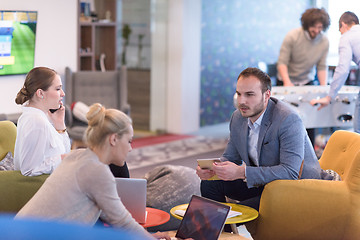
xmin=0 ymin=10 xmax=37 ymax=76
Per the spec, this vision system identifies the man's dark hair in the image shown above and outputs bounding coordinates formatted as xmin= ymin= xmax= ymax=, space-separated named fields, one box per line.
xmin=301 ymin=8 xmax=330 ymax=31
xmin=339 ymin=11 xmax=359 ymax=29
xmin=237 ymin=67 xmax=272 ymax=93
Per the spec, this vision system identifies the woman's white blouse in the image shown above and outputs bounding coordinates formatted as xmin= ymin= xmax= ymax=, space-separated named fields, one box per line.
xmin=14 ymin=107 xmax=71 ymax=176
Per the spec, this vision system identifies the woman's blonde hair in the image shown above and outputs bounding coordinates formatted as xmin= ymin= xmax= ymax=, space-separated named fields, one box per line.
xmin=85 ymin=103 xmax=132 ymax=148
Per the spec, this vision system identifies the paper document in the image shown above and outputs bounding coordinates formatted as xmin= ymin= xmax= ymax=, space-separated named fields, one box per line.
xmin=174 ymin=209 xmax=242 ymax=219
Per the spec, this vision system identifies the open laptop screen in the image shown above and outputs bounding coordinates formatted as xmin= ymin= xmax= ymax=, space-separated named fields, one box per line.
xmin=175 ymin=195 xmax=230 ymax=240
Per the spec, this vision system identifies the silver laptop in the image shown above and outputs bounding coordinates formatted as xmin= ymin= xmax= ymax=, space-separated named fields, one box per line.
xmin=115 ymin=178 xmax=147 ymax=224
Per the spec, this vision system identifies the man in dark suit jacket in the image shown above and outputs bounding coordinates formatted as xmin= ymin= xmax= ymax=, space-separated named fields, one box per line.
xmin=197 ymin=67 xmax=321 ymax=210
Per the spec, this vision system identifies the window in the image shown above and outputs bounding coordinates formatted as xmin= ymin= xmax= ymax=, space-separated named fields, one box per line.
xmin=327 ymin=0 xmax=360 ymax=60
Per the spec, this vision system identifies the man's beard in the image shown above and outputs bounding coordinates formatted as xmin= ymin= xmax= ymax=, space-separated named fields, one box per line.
xmin=238 ymin=100 xmax=265 ymax=119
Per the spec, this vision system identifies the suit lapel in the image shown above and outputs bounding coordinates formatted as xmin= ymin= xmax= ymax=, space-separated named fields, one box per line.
xmin=240 ymin=119 xmax=251 ymax=164
xmin=257 ymin=99 xmax=275 ymax=165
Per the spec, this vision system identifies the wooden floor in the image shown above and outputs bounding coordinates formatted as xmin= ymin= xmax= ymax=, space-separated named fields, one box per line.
xmin=127 ymin=69 xmax=151 ymax=131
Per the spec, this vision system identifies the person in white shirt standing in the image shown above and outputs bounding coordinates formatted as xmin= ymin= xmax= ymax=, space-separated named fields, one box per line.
xmin=311 ymin=12 xmax=360 ymax=133
xmin=14 ymin=67 xmax=71 ymax=176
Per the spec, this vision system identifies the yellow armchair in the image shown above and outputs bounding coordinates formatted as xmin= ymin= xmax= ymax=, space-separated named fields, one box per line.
xmin=0 ymin=120 xmax=49 ymax=213
xmin=0 ymin=120 xmax=17 ymax=160
xmin=248 ymin=130 xmax=360 ymax=240
xmin=0 ymin=171 xmax=49 ymax=213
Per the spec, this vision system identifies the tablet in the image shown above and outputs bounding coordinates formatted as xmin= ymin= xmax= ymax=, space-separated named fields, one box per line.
xmin=197 ymin=158 xmax=221 ymax=180
xmin=197 ymin=158 xmax=221 ymax=169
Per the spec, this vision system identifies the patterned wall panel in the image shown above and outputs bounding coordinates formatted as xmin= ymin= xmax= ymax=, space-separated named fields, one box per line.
xmin=200 ymin=0 xmax=311 ymax=126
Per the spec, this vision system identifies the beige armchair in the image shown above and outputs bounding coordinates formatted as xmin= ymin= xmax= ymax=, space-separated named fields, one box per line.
xmin=248 ymin=130 xmax=360 ymax=240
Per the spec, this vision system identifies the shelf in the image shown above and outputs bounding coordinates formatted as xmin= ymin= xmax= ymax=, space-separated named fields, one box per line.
xmin=77 ymin=0 xmax=117 ymax=71
xmin=79 ymin=52 xmax=93 ymax=57
xmin=79 ymin=21 xmax=93 ymax=26
xmin=94 ymin=21 xmax=116 ymax=27
xmin=80 ymin=21 xmax=116 ymax=27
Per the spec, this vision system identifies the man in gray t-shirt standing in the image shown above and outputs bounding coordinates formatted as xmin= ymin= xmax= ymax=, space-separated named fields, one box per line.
xmin=277 ymin=8 xmax=330 ymax=87
xmin=277 ymin=8 xmax=330 ymax=146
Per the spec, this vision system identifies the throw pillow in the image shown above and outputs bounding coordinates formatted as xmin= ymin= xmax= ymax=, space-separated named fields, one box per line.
xmin=321 ymin=169 xmax=341 ymax=181
xmin=71 ymin=101 xmax=90 ymax=123
xmin=0 ymin=151 xmax=15 ymax=171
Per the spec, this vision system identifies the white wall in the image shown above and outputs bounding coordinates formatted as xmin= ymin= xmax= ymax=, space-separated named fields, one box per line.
xmin=327 ymin=0 xmax=360 ymax=58
xmin=1 ymin=0 xmax=77 ymax=115
xmin=151 ymin=0 xmax=201 ymax=134
xmin=150 ymin=0 xmax=168 ymax=132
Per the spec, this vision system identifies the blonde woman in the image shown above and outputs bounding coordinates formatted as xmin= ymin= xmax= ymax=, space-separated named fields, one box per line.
xmin=14 ymin=67 xmax=70 ymax=176
xmin=16 ymin=104 xmax=170 ymax=240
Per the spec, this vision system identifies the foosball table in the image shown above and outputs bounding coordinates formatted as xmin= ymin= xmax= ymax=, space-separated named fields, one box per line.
xmin=271 ymin=85 xmax=359 ymax=129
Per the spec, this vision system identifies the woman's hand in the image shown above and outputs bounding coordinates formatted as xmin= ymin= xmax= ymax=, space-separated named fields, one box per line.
xmin=154 ymin=231 xmax=193 ymax=240
xmin=152 ymin=231 xmax=170 ymax=239
xmin=48 ymin=104 xmax=66 ymax=131
xmin=61 ymin=153 xmax=68 ymax=160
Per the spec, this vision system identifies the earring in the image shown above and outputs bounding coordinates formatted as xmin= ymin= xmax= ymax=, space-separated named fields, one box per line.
xmin=41 ymin=96 xmax=44 ymax=99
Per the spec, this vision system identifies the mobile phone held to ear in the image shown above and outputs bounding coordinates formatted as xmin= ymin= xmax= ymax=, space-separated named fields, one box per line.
xmin=49 ymin=105 xmax=62 ymax=113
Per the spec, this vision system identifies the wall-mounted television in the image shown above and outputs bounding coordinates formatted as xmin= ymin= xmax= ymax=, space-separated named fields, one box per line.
xmin=0 ymin=10 xmax=37 ymax=76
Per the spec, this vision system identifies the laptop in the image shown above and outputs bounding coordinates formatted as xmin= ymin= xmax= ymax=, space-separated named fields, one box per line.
xmin=175 ymin=195 xmax=231 ymax=240
xmin=115 ymin=178 xmax=147 ymax=224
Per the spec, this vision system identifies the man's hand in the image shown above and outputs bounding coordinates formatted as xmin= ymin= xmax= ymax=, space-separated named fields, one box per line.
xmin=196 ymin=165 xmax=216 ymax=180
xmin=310 ymin=96 xmax=331 ymax=110
xmin=277 ymin=64 xmax=294 ymax=86
xmin=212 ymin=161 xmax=246 ymax=181
xmin=283 ymin=81 xmax=294 ymax=87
